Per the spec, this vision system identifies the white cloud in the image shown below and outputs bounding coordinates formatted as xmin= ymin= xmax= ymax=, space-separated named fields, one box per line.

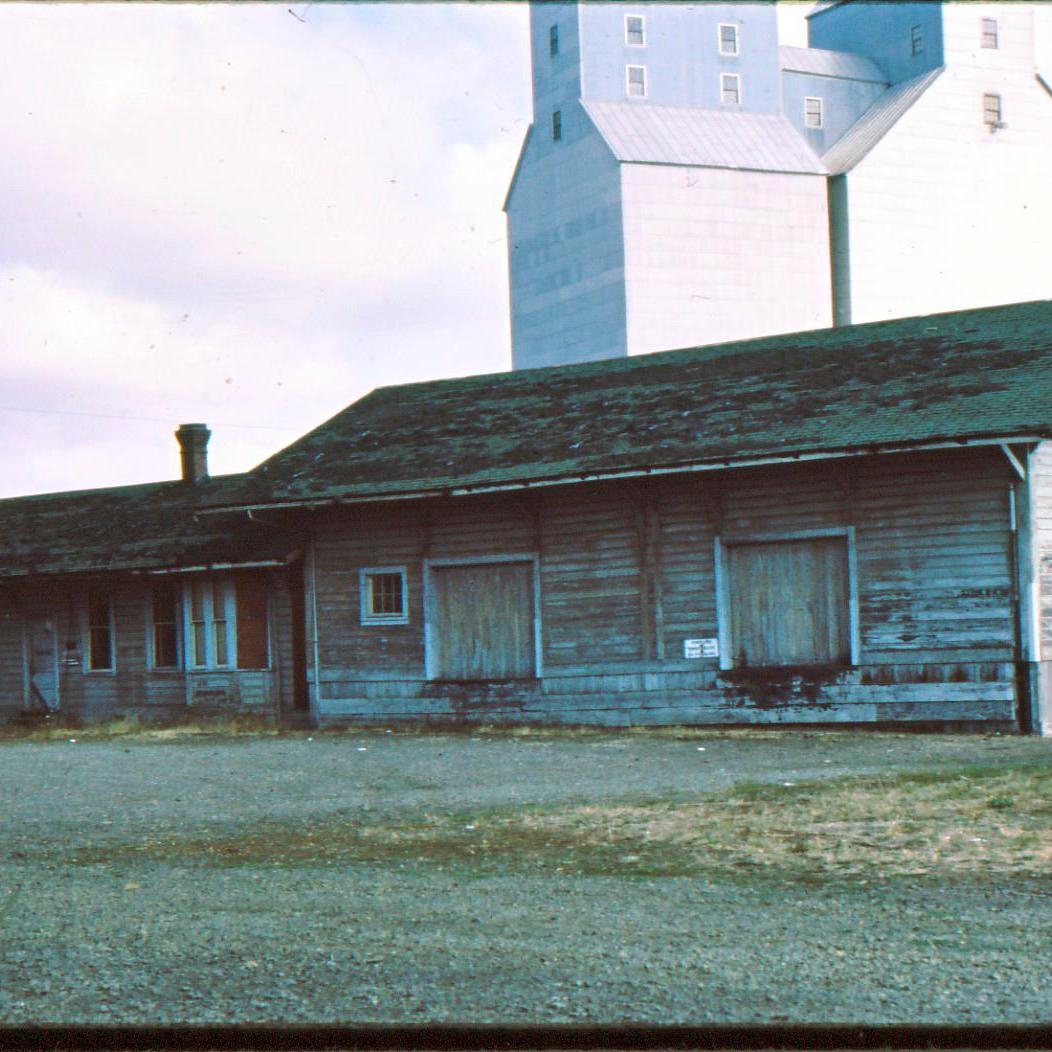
xmin=0 ymin=2 xmax=531 ymax=496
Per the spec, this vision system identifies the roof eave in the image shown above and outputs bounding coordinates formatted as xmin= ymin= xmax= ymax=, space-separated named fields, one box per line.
xmin=201 ymin=431 xmax=1051 ymax=515
xmin=0 ymin=555 xmax=293 ymax=583
xmin=823 ymin=67 xmax=943 ymax=175
xmin=502 ymin=125 xmax=534 ymax=213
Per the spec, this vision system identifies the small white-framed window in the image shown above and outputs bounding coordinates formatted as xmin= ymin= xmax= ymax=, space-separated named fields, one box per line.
xmin=85 ymin=590 xmax=114 ymax=672
xmin=151 ymin=579 xmax=181 ymax=669
xmin=718 ymin=23 xmax=739 ymax=56
xmin=185 ymin=576 xmax=236 ymax=668
xmin=983 ymin=92 xmax=1003 ymax=126
xmin=625 ymin=14 xmax=645 ymax=47
xmin=361 ymin=567 xmax=409 ymax=626
xmin=804 ymin=96 xmax=824 ymax=129
xmin=981 ymin=17 xmax=998 ymax=49
xmin=551 ymin=109 xmax=562 ymax=142
xmin=626 ymin=64 xmax=647 ymax=97
xmin=720 ymin=73 xmax=741 ymax=105
xmin=549 ymin=24 xmax=559 ymax=57
xmin=910 ymin=24 xmax=923 ymax=55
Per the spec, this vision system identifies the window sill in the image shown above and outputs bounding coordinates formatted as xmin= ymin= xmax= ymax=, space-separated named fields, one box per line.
xmin=186 ymin=665 xmax=272 ymax=673
xmin=719 ymin=662 xmax=853 ymax=682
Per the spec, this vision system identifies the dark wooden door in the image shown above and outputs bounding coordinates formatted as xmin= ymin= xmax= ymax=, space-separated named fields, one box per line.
xmin=234 ymin=572 xmax=269 ymax=670
xmin=26 ymin=619 xmax=59 ymax=711
xmin=727 ymin=537 xmax=850 ymax=667
xmin=431 ymin=562 xmax=535 ymax=680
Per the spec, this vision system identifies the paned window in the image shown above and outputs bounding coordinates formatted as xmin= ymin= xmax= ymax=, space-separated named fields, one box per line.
xmin=86 ymin=591 xmax=114 ymax=671
xmin=804 ymin=96 xmax=823 ymax=128
xmin=718 ymin=23 xmax=739 ymax=56
xmin=720 ymin=73 xmax=741 ymax=105
xmin=983 ymin=92 xmax=1003 ymax=125
xmin=626 ymin=64 xmax=647 ymax=97
xmin=189 ymin=579 xmax=207 ymax=667
xmin=212 ymin=579 xmax=229 ymax=666
xmin=186 ymin=576 xmax=236 ymax=668
xmin=361 ymin=568 xmax=409 ymax=626
xmin=625 ymin=15 xmax=645 ymax=47
xmin=152 ymin=581 xmax=180 ymax=669
xmin=551 ymin=109 xmax=562 ymax=141
xmin=981 ymin=18 xmax=998 ymax=49
xmin=549 ymin=24 xmax=559 ymax=57
xmin=910 ymin=24 xmax=923 ymax=55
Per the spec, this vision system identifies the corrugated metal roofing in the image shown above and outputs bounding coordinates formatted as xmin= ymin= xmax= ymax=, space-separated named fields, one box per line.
xmin=226 ymin=300 xmax=1052 ymax=508
xmin=823 ymin=68 xmax=942 ymax=173
xmin=582 ymin=100 xmax=826 ymax=175
xmin=779 ymin=45 xmax=887 ymax=84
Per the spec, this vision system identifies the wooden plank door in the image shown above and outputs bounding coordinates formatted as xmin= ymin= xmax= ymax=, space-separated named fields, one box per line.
xmin=727 ymin=537 xmax=850 ymax=667
xmin=431 ymin=562 xmax=535 ymax=680
xmin=25 ymin=619 xmax=59 ymax=711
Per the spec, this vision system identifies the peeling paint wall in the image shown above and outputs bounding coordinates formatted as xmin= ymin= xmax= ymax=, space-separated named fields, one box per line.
xmin=0 ymin=571 xmax=289 ymax=724
xmin=308 ymin=448 xmax=1020 ymax=729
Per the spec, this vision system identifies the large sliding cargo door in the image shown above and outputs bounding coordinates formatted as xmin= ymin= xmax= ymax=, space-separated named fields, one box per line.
xmin=725 ymin=536 xmax=851 ymax=668
xmin=430 ymin=561 xmax=536 ymax=680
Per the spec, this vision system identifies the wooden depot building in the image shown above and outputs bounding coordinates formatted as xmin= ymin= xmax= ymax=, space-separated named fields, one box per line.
xmin=3 ymin=301 xmax=1052 ymax=733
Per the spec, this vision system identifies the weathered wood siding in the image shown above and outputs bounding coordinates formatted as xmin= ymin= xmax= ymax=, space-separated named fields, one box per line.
xmin=0 ymin=588 xmax=26 ymax=719
xmin=311 ymin=447 xmax=1020 ymax=729
xmin=0 ymin=571 xmax=287 ymax=723
xmin=855 ymin=452 xmax=1015 ymax=665
xmin=541 ymin=484 xmax=642 ymax=666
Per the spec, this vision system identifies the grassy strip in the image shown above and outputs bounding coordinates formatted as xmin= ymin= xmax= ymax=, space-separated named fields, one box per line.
xmin=0 ymin=714 xmax=281 ymax=741
xmin=0 ymin=886 xmax=22 ymax=930
xmin=71 ymin=761 xmax=1052 ymax=883
xmin=0 ymin=716 xmax=907 ymax=743
xmin=0 ymin=715 xmax=1022 ymax=744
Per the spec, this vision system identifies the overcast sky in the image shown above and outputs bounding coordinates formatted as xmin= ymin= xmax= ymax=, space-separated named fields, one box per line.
xmin=0 ymin=2 xmax=810 ymax=499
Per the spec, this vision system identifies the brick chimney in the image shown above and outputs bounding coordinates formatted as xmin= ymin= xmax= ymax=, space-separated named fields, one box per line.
xmin=175 ymin=423 xmax=210 ymax=483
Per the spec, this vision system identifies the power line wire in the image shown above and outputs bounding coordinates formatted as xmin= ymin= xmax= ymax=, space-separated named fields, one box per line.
xmin=0 ymin=404 xmax=299 ymax=432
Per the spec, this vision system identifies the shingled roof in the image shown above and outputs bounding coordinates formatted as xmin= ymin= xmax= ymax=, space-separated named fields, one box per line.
xmin=226 ymin=299 xmax=1052 ymax=509
xmin=0 ymin=475 xmax=296 ymax=578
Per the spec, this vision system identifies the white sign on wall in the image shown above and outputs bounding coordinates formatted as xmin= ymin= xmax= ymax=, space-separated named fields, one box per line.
xmin=684 ymin=638 xmax=719 ymax=659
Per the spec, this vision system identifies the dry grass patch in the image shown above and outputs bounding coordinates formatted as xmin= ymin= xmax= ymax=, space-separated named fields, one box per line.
xmin=0 ymin=714 xmax=277 ymax=742
xmin=514 ymin=763 xmax=1052 ymax=880
xmin=72 ymin=761 xmax=1052 ymax=883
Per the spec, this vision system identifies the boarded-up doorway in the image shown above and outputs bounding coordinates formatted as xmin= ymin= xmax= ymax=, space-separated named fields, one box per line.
xmin=724 ymin=536 xmax=852 ymax=668
xmin=25 ymin=619 xmax=60 ymax=711
xmin=429 ymin=561 xmax=536 ymax=680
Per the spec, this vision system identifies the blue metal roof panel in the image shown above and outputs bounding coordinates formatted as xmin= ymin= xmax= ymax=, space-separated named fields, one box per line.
xmin=823 ymin=68 xmax=943 ymax=173
xmin=582 ymin=101 xmax=826 ymax=175
xmin=780 ymin=45 xmax=887 ymax=84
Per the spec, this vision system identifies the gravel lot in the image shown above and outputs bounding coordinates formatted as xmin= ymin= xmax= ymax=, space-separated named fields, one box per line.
xmin=1 ymin=729 xmax=1050 ymax=1024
